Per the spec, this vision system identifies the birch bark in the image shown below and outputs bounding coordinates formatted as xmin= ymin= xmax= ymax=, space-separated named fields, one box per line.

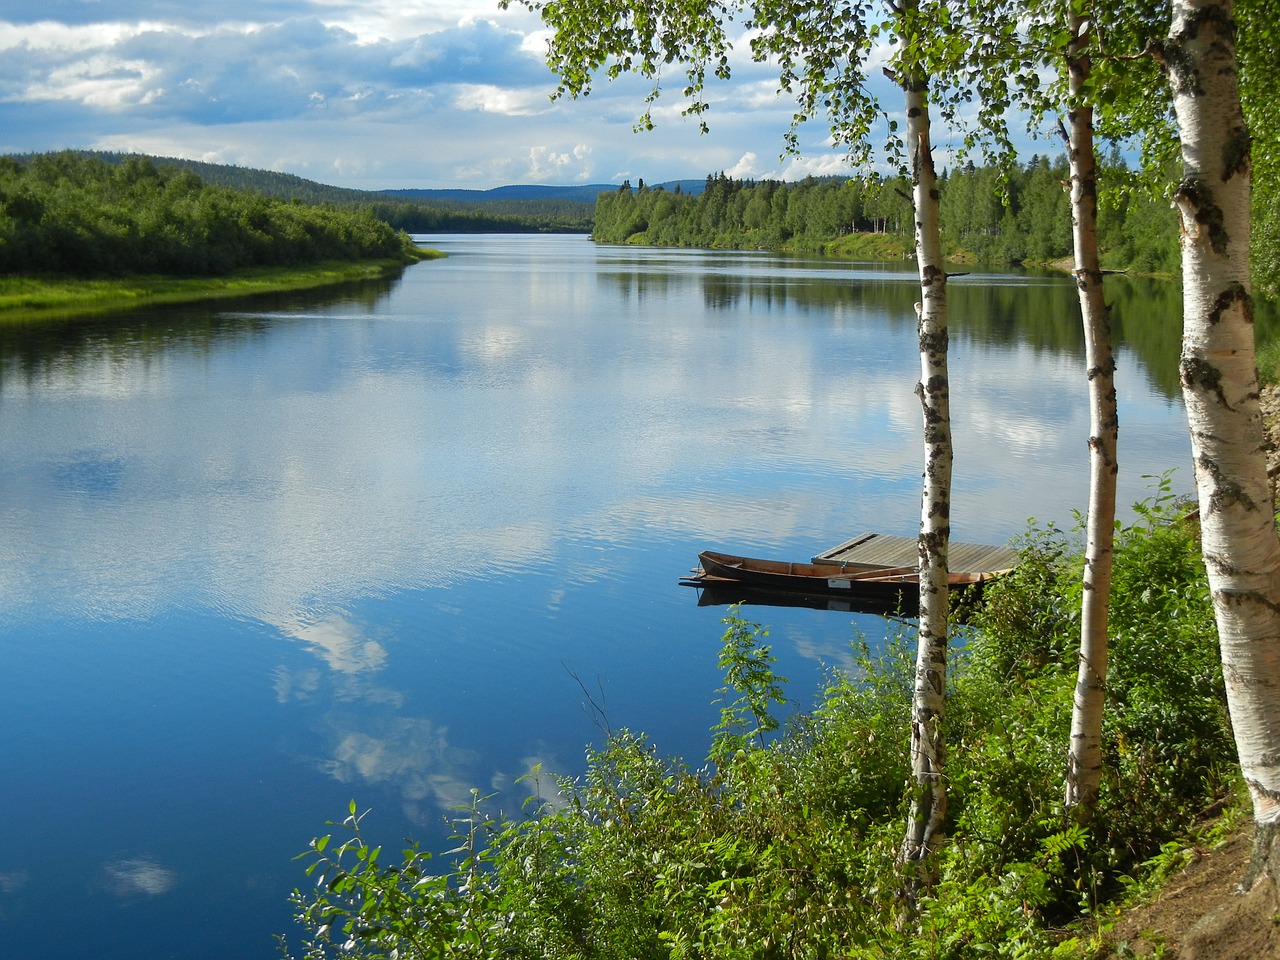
xmin=1063 ymin=8 xmax=1118 ymax=821
xmin=899 ymin=51 xmax=952 ymax=879
xmin=1161 ymin=0 xmax=1280 ymax=885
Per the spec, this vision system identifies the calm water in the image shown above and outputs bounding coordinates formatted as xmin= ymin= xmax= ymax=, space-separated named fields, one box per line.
xmin=0 ymin=235 xmax=1197 ymax=958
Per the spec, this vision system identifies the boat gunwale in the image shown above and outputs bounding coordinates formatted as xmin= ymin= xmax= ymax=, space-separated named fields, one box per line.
xmin=688 ymin=549 xmax=1006 ymax=592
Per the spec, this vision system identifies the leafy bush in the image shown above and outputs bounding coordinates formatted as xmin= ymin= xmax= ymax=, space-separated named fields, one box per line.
xmin=286 ymin=491 xmax=1232 ymax=959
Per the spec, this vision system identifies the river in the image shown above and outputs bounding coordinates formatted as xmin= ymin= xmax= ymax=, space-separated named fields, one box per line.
xmin=0 ymin=234 xmax=1200 ymax=958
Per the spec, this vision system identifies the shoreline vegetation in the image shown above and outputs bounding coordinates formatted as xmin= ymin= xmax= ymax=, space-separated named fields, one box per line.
xmin=0 ymin=151 xmax=1197 ymax=330
xmin=590 ymin=166 xmax=1201 ymax=283
xmin=0 ymin=151 xmax=446 ymax=323
xmin=0 ymin=248 xmax=444 ymax=323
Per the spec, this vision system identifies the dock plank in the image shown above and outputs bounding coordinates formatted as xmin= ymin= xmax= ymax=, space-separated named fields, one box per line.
xmin=812 ymin=533 xmax=1018 ymax=575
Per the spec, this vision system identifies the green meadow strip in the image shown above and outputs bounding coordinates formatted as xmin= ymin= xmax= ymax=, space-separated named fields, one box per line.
xmin=0 ymin=250 xmax=444 ymax=324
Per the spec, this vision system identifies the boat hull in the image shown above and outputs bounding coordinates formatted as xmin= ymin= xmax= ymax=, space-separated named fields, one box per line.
xmin=682 ymin=549 xmax=1000 ymax=616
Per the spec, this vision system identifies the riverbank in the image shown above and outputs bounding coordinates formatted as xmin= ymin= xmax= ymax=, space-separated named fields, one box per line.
xmin=0 ymin=247 xmax=444 ymax=323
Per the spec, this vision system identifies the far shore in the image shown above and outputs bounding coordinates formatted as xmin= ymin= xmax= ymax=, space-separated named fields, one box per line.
xmin=0 ymin=247 xmax=446 ymax=323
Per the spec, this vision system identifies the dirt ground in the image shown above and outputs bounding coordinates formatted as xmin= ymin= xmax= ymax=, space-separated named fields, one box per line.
xmin=1102 ymin=824 xmax=1280 ymax=958
xmin=1099 ymin=382 xmax=1280 ymax=958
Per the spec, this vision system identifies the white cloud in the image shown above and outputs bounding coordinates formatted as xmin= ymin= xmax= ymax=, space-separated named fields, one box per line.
xmin=271 ymin=611 xmax=388 ymax=675
xmin=780 ymin=153 xmax=858 ymax=180
xmin=523 ymin=143 xmax=593 ymax=181
xmin=452 ymin=83 xmax=548 ymax=116
xmin=0 ymin=20 xmax=157 ymax=52
xmin=321 ymin=717 xmax=484 ymax=823
xmin=23 ymin=54 xmax=163 ymax=107
xmin=725 ymin=151 xmax=763 ymax=179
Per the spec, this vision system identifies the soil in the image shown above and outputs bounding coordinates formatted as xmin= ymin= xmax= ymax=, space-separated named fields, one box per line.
xmin=1096 ymin=382 xmax=1280 ymax=959
xmin=1102 ymin=826 xmax=1280 ymax=958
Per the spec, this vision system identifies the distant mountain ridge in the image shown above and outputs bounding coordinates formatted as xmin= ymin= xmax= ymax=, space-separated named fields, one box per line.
xmin=381 ymin=180 xmax=708 ymax=203
xmin=25 ymin=151 xmax=705 ymax=206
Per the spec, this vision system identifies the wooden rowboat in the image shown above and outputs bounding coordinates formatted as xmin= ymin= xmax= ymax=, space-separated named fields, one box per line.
xmin=681 ymin=549 xmax=1004 ymax=615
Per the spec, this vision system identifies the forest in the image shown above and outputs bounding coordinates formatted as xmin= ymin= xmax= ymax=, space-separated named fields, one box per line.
xmin=76 ymin=151 xmax=596 ymax=234
xmin=0 ymin=152 xmax=421 ymax=277
xmin=591 ymin=159 xmax=1184 ymax=277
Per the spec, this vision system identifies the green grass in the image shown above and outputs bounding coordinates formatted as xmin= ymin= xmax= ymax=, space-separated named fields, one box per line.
xmin=1256 ymin=336 xmax=1280 ymax=387
xmin=821 ymin=231 xmax=915 ymax=260
xmin=0 ymin=248 xmax=445 ymax=324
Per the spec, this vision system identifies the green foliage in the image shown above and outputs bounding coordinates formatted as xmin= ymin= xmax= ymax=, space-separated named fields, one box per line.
xmin=710 ymin=607 xmax=788 ymax=763
xmin=287 ymin=495 xmax=1232 ymax=958
xmin=0 ymin=151 xmax=419 ymax=278
xmin=1256 ymin=335 xmax=1280 ymax=386
xmin=1240 ymin=0 xmax=1280 ymax=298
xmin=968 ymin=476 xmax=1229 ymax=866
xmin=591 ymin=161 xmax=1181 ymax=272
xmin=287 ymin=794 xmax=521 ymax=959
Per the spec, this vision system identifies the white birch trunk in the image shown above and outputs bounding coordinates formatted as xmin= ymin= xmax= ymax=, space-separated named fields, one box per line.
xmin=1163 ymin=0 xmax=1280 ymax=886
xmin=1063 ymin=10 xmax=1118 ymax=821
xmin=900 ymin=62 xmax=951 ymax=879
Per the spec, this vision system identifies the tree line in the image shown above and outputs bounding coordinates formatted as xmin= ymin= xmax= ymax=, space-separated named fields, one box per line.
xmin=365 ymin=199 xmax=592 ymax=234
xmin=75 ymin=151 xmax=595 ymax=234
xmin=0 ymin=152 xmax=421 ymax=277
xmin=592 ymin=160 xmax=1186 ymax=275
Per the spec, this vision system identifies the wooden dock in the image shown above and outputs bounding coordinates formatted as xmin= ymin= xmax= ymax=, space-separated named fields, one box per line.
xmin=812 ymin=532 xmax=1019 ymax=575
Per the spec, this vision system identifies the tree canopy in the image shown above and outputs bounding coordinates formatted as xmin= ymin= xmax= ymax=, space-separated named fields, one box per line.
xmin=0 ymin=152 xmax=419 ymax=277
xmin=591 ymin=162 xmax=1180 ymax=273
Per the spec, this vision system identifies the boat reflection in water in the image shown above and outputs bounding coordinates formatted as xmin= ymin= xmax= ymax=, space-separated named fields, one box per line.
xmin=686 ymin=579 xmax=915 ymax=616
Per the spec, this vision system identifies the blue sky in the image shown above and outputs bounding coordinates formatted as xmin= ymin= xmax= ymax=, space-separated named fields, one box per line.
xmin=0 ymin=1 xmax=1034 ymax=191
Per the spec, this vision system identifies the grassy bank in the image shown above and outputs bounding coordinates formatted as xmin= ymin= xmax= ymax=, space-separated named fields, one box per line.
xmin=821 ymin=231 xmax=915 ymax=261
xmin=0 ymin=247 xmax=444 ymax=323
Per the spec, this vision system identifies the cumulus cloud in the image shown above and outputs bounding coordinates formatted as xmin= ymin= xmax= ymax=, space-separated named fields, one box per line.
xmin=725 ymin=151 xmax=763 ymax=179
xmin=0 ymin=3 xmax=835 ymax=189
xmin=523 ymin=143 xmax=592 ymax=181
xmin=452 ymin=83 xmax=549 ymax=117
xmin=780 ymin=153 xmax=859 ymax=180
xmin=271 ymin=611 xmax=388 ymax=675
xmin=0 ymin=15 xmax=547 ymax=126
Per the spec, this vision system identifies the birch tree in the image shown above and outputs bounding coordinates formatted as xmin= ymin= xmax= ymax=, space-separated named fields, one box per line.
xmin=893 ymin=0 xmax=952 ymax=876
xmin=968 ymin=0 xmax=1164 ymax=822
xmin=500 ymin=0 xmax=993 ymax=878
xmin=1059 ymin=4 xmax=1118 ymax=822
xmin=1155 ymin=0 xmax=1280 ymax=884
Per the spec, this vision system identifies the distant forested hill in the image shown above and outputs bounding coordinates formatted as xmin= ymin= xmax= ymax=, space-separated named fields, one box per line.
xmin=52 ymin=152 xmax=598 ymax=233
xmin=0 ymin=151 xmax=419 ymax=276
